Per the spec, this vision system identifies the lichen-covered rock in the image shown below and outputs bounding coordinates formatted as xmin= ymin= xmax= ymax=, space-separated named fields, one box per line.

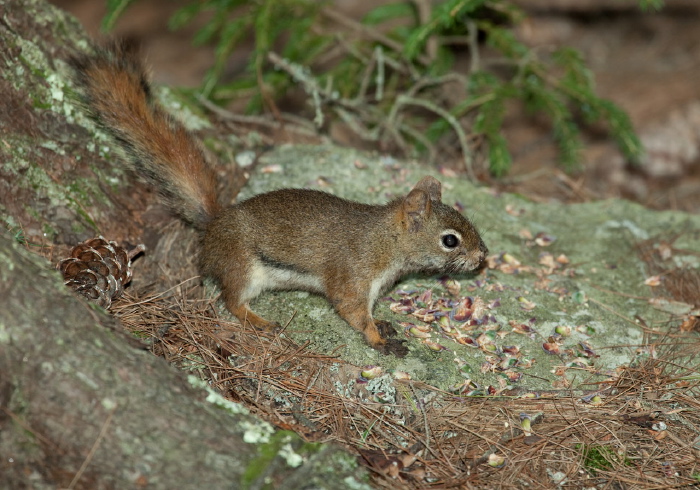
xmin=241 ymin=145 xmax=700 ymax=392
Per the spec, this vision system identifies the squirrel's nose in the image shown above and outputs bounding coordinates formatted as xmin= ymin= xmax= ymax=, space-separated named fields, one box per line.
xmin=476 ymin=239 xmax=488 ymax=262
xmin=471 ymin=239 xmax=489 ymax=269
xmin=479 ymin=239 xmax=488 ymax=257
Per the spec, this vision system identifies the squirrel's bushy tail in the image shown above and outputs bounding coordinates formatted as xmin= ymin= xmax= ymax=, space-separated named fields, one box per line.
xmin=70 ymin=41 xmax=222 ymax=228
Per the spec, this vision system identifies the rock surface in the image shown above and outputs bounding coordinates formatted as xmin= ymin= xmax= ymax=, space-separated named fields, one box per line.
xmin=241 ymin=145 xmax=700 ymax=392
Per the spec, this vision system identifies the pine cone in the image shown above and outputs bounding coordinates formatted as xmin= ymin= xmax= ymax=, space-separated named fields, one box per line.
xmin=58 ymin=236 xmax=145 ymax=309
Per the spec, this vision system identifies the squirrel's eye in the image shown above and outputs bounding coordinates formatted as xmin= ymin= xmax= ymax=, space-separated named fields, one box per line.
xmin=442 ymin=234 xmax=459 ymax=249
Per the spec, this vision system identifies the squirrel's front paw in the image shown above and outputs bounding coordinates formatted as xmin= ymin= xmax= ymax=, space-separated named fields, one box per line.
xmin=375 ymin=319 xmax=397 ymax=338
xmin=380 ymin=338 xmax=409 ymax=357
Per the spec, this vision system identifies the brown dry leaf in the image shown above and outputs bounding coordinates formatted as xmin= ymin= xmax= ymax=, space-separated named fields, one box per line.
xmin=679 ymin=315 xmax=699 ymax=332
xmin=505 ymin=204 xmax=525 ymax=216
xmin=644 ymin=275 xmax=662 ymax=286
xmin=519 ymin=228 xmax=533 ymax=240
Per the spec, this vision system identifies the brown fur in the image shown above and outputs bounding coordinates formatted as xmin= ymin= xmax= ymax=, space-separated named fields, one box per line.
xmin=71 ymin=42 xmax=488 ymax=356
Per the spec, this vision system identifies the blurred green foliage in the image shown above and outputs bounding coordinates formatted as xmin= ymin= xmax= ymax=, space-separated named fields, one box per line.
xmin=103 ymin=0 xmax=656 ymax=177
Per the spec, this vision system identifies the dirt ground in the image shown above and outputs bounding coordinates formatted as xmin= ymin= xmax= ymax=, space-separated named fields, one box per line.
xmin=51 ymin=0 xmax=700 ymax=213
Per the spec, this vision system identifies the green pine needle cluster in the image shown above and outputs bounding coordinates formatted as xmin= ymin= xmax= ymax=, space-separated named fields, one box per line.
xmin=576 ymin=443 xmax=633 ymax=476
xmin=103 ymin=0 xmax=654 ymax=177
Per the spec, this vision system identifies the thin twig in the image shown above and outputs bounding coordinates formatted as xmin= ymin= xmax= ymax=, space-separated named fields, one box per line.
xmin=321 ymin=7 xmax=431 ymax=68
xmin=389 ymin=94 xmax=475 ymax=179
xmin=68 ymin=406 xmax=116 ymax=489
xmin=466 ymin=19 xmax=480 ymax=73
xmin=413 ymin=0 xmax=438 ymax=61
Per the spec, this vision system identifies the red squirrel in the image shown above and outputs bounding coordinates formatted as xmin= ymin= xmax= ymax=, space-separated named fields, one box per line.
xmin=70 ymin=42 xmax=488 ymax=356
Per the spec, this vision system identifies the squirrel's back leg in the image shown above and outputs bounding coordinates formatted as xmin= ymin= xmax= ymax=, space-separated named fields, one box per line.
xmin=219 ymin=278 xmax=281 ymax=331
xmin=200 ymin=237 xmax=281 ymax=331
xmin=229 ymin=301 xmax=281 ymax=331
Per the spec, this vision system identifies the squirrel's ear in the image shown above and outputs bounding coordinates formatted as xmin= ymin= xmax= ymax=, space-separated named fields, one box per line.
xmin=412 ymin=176 xmax=442 ymax=202
xmin=402 ymin=188 xmax=432 ymax=232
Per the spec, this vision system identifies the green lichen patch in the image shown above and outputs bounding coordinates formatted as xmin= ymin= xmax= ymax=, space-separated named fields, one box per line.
xmin=241 ymin=431 xmax=322 ymax=489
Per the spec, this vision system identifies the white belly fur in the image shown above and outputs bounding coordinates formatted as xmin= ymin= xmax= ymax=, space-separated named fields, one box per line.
xmin=367 ymin=263 xmax=402 ymax=314
xmin=241 ymin=259 xmax=324 ymax=303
